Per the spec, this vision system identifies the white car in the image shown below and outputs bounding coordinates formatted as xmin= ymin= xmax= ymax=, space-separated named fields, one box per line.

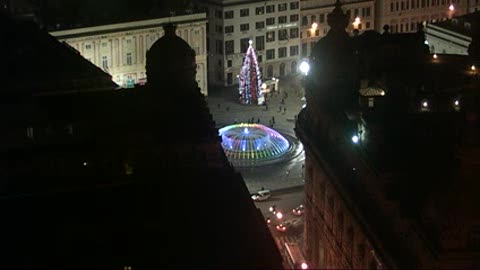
xmin=251 ymin=190 xmax=271 ymax=201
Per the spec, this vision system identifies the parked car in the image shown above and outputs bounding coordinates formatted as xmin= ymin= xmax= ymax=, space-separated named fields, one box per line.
xmin=292 ymin=204 xmax=304 ymax=216
xmin=251 ymin=190 xmax=271 ymax=201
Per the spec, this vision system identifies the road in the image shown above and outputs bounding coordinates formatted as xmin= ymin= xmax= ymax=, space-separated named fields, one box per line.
xmin=254 ymin=187 xmax=306 ymax=268
xmin=207 ymin=75 xmax=308 ymax=267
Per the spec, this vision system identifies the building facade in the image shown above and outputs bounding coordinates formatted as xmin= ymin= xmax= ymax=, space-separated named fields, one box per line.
xmin=374 ymin=0 xmax=478 ymax=33
xmin=50 ymin=13 xmax=209 ymax=96
xmin=202 ymin=0 xmax=302 ymax=86
xmin=300 ymin=0 xmax=375 ymax=57
xmin=424 ymin=11 xmax=479 ymax=55
xmin=297 ymin=1 xmax=480 ymax=269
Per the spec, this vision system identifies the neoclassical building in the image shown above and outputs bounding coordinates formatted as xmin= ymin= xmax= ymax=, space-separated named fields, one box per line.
xmin=424 ymin=11 xmax=479 ymax=55
xmin=50 ymin=13 xmax=209 ymax=96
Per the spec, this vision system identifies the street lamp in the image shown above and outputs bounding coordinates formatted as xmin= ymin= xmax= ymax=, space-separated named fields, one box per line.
xmin=351 ymin=135 xmax=360 ymax=144
xmin=353 ymin=17 xmax=361 ymax=29
xmin=448 ymin=4 xmax=455 ymax=18
xmin=299 ymin=61 xmax=310 ymax=76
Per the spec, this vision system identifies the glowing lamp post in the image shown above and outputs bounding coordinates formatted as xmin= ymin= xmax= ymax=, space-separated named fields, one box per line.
xmin=299 ymin=61 xmax=310 ymax=76
xmin=310 ymin=22 xmax=318 ymax=35
xmin=448 ymin=4 xmax=455 ymax=18
xmin=352 ymin=17 xmax=361 ymax=29
xmin=351 ymin=135 xmax=360 ymax=144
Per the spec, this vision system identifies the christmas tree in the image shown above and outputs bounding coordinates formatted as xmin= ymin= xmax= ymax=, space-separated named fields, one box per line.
xmin=239 ymin=40 xmax=264 ymax=105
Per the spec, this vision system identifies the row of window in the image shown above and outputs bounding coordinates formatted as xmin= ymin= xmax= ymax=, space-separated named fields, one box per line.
xmin=389 ymin=21 xmax=422 ymax=32
xmin=390 ymin=0 xmax=454 ymax=12
xmin=301 ymin=7 xmax=371 ymax=27
xmin=222 ymin=2 xmax=299 ymax=19
xmin=224 ymin=38 xmax=299 ymax=58
xmin=265 ymin=46 xmax=299 ymax=60
xmin=220 ymin=15 xmax=299 ymax=34
xmin=224 ymin=24 xmax=299 ymax=40
xmin=223 ymin=28 xmax=299 ymax=55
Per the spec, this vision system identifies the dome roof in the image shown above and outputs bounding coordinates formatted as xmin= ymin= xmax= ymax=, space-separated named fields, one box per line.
xmin=145 ymin=23 xmax=196 ymax=87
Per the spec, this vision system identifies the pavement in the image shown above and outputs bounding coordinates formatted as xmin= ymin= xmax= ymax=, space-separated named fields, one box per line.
xmin=206 ymin=74 xmax=307 ymax=193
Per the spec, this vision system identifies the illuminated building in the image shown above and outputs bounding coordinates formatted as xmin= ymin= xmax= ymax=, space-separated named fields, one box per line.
xmin=50 ymin=13 xmax=209 ymax=95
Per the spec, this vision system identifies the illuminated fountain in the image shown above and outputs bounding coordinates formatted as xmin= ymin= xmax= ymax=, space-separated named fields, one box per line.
xmin=218 ymin=123 xmax=302 ymax=167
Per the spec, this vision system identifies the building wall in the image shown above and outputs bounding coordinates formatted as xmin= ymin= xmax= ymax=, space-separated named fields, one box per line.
xmin=303 ymin=149 xmax=382 ymax=269
xmin=424 ymin=23 xmax=471 ymax=54
xmin=300 ymin=0 xmax=375 ymax=58
xmin=204 ymin=0 xmax=302 ymax=86
xmin=375 ymin=0 xmax=471 ymax=33
xmin=50 ymin=13 xmax=209 ymax=96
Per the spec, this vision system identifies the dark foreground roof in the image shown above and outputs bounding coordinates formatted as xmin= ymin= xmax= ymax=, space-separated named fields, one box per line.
xmin=0 ymin=12 xmax=282 ymax=270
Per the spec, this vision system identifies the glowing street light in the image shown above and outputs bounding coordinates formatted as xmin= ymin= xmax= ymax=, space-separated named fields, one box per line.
xmin=299 ymin=61 xmax=310 ymax=75
xmin=351 ymin=135 xmax=360 ymax=144
xmin=433 ymin=53 xmax=438 ymax=59
xmin=454 ymin=99 xmax=459 ymax=106
xmin=448 ymin=4 xmax=455 ymax=11
xmin=422 ymin=101 xmax=429 ymax=108
xmin=352 ymin=17 xmax=361 ymax=29
xmin=471 ymin=65 xmax=476 ymax=71
xmin=301 ymin=262 xmax=309 ymax=269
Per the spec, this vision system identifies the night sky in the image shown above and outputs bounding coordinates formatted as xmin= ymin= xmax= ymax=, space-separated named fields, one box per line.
xmin=36 ymin=0 xmax=202 ymax=29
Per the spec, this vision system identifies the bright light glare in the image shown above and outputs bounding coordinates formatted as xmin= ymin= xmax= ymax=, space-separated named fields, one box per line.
xmin=311 ymin=22 xmax=318 ymax=29
xmin=424 ymin=40 xmax=429 ymax=45
xmin=422 ymin=101 xmax=428 ymax=108
xmin=83 ymin=162 xmax=88 ymax=166
xmin=433 ymin=54 xmax=438 ymax=59
xmin=454 ymin=100 xmax=459 ymax=106
xmin=276 ymin=212 xmax=283 ymax=219
xmin=449 ymin=4 xmax=455 ymax=11
xmin=301 ymin=262 xmax=309 ymax=269
xmin=351 ymin=135 xmax=359 ymax=144
xmin=299 ymin=61 xmax=310 ymax=75
xmin=472 ymin=65 xmax=476 ymax=71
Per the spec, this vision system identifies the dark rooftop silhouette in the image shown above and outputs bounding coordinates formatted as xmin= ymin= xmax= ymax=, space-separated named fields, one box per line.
xmin=0 ymin=12 xmax=283 ymax=270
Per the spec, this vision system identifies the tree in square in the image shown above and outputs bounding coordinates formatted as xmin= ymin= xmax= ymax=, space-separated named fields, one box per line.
xmin=239 ymin=40 xmax=264 ymax=105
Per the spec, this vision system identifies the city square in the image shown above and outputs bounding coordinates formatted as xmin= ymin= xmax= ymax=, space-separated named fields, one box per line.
xmin=207 ymin=74 xmax=306 ymax=193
